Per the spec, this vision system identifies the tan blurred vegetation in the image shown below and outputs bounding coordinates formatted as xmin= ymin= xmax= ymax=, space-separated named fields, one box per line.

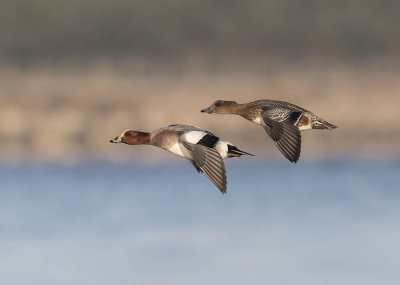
xmin=0 ymin=0 xmax=399 ymax=162
xmin=1 ymin=58 xmax=399 ymax=163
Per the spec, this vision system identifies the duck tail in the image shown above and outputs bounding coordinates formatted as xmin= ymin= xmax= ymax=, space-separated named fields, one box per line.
xmin=227 ymin=145 xmax=254 ymax=157
xmin=313 ymin=118 xmax=337 ymax=130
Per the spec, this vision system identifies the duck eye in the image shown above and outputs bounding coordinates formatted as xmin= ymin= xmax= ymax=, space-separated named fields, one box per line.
xmin=125 ymin=132 xmax=131 ymax=137
xmin=215 ymin=102 xmax=221 ymax=107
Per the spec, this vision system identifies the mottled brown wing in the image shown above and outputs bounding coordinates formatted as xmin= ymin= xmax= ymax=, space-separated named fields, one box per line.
xmin=262 ymin=117 xmax=302 ymax=163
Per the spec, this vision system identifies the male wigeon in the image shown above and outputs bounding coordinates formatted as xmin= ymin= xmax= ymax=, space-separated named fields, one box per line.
xmin=201 ymin=100 xmax=336 ymax=163
xmin=110 ymin=124 xmax=253 ymax=193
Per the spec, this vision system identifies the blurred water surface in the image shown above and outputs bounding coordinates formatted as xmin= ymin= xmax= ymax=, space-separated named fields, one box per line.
xmin=0 ymin=158 xmax=399 ymax=285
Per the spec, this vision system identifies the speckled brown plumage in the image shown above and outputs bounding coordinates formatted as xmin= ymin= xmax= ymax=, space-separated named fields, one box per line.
xmin=201 ymin=99 xmax=337 ymax=163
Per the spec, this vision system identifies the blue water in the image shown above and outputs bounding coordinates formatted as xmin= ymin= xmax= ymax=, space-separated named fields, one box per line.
xmin=0 ymin=159 xmax=399 ymax=285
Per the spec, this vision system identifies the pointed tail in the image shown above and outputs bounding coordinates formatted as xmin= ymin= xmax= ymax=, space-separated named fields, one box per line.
xmin=227 ymin=145 xmax=255 ymax=157
xmin=313 ymin=118 xmax=337 ymax=130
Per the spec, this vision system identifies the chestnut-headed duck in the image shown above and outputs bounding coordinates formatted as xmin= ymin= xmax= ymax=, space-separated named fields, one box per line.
xmin=201 ymin=99 xmax=337 ymax=163
xmin=110 ymin=124 xmax=253 ymax=194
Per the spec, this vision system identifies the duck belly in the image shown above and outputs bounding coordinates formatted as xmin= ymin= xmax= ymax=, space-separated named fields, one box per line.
xmin=168 ymin=142 xmax=193 ymax=159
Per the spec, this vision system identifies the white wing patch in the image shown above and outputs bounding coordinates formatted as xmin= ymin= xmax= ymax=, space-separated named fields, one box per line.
xmin=168 ymin=130 xmax=209 ymax=159
xmin=181 ymin=131 xmax=208 ymax=144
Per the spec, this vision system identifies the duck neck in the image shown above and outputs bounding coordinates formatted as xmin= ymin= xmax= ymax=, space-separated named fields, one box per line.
xmin=232 ymin=103 xmax=247 ymax=116
xmin=234 ymin=103 xmax=259 ymax=121
xmin=140 ymin=133 xmax=151 ymax=145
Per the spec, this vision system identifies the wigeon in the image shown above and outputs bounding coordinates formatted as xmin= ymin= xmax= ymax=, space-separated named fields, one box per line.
xmin=110 ymin=124 xmax=253 ymax=193
xmin=201 ymin=99 xmax=336 ymax=163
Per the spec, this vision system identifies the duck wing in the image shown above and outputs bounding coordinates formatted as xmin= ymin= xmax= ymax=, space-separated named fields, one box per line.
xmin=182 ymin=141 xmax=227 ymax=194
xmin=167 ymin=124 xmax=216 ymax=137
xmin=262 ymin=107 xmax=302 ymax=163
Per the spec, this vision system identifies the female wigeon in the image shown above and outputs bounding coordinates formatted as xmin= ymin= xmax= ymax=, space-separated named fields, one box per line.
xmin=201 ymin=100 xmax=336 ymax=163
xmin=110 ymin=124 xmax=253 ymax=193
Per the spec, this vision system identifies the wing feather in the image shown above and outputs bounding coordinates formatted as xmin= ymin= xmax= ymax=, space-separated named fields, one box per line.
xmin=183 ymin=141 xmax=227 ymax=193
xmin=262 ymin=113 xmax=302 ymax=163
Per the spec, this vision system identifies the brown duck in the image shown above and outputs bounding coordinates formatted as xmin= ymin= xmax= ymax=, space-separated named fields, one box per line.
xmin=201 ymin=100 xmax=337 ymax=163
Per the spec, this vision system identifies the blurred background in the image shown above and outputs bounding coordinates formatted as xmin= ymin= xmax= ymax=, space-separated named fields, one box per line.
xmin=0 ymin=1 xmax=399 ymax=285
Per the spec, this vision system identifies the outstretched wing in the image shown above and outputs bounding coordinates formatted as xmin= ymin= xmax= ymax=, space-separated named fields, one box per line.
xmin=262 ymin=108 xmax=302 ymax=163
xmin=182 ymin=141 xmax=227 ymax=194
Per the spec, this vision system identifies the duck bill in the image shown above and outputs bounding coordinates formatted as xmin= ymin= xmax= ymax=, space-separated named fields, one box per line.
xmin=109 ymin=136 xmax=122 ymax=143
xmin=201 ymin=106 xmax=212 ymax=113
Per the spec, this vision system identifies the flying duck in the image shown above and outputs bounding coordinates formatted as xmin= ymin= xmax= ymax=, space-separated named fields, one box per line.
xmin=201 ymin=99 xmax=336 ymax=163
xmin=110 ymin=124 xmax=253 ymax=193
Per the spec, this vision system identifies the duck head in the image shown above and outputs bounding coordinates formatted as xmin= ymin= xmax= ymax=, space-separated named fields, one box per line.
xmin=201 ymin=100 xmax=238 ymax=114
xmin=110 ymin=130 xmax=150 ymax=145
